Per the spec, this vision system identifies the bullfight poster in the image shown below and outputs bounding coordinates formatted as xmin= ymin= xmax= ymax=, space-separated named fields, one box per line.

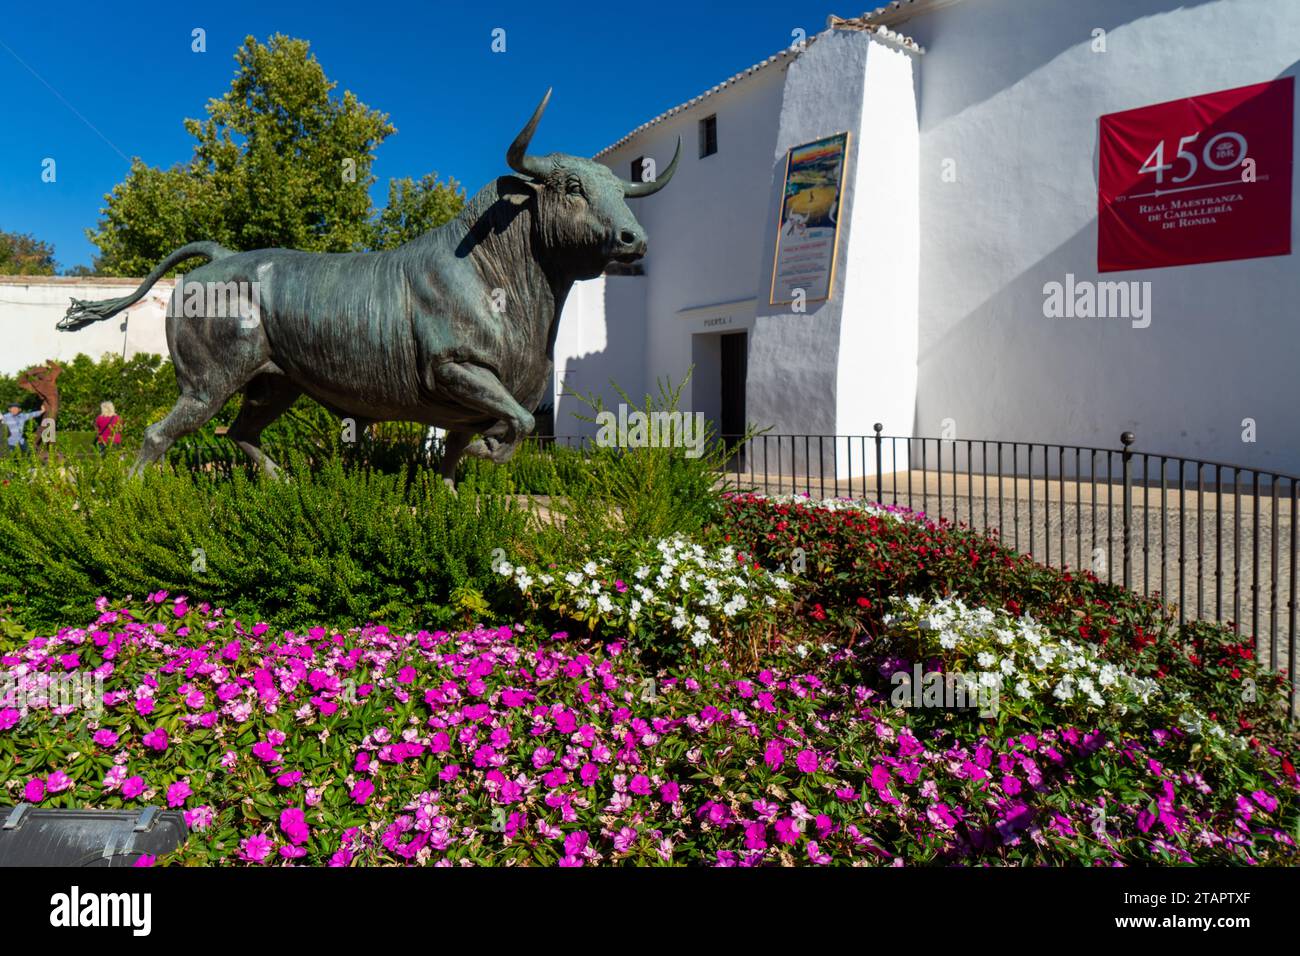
xmin=770 ymin=131 xmax=850 ymax=305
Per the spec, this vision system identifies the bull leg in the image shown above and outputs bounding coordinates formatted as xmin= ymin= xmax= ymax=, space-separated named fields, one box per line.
xmin=439 ymin=430 xmax=473 ymax=491
xmin=131 ymin=389 xmax=236 ymax=476
xmin=227 ymin=374 xmax=302 ymax=477
xmin=434 ymin=362 xmax=535 ymax=447
xmin=464 ymin=434 xmax=523 ymax=464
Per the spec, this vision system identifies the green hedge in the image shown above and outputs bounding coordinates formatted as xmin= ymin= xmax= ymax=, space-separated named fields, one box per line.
xmin=0 ymin=452 xmax=534 ymax=632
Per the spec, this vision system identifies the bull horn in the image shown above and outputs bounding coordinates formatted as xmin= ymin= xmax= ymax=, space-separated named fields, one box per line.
xmin=507 ymin=88 xmax=554 ymax=180
xmin=622 ymin=137 xmax=681 ymax=197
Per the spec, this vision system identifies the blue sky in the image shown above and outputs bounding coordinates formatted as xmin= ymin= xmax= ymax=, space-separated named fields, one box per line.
xmin=0 ymin=0 xmax=837 ymax=272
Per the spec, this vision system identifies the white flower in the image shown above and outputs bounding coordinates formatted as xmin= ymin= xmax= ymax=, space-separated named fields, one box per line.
xmin=976 ymin=651 xmax=995 ymax=668
xmin=596 ymin=594 xmax=614 ymax=614
xmin=583 ymin=561 xmax=598 ymax=575
xmin=794 ymin=644 xmax=808 ymax=658
xmin=564 ymin=571 xmax=583 ymax=587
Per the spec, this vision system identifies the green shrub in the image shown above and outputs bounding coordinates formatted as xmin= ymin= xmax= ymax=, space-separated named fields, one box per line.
xmin=537 ymin=374 xmax=753 ymax=562
xmin=0 ymin=451 xmax=532 ymax=632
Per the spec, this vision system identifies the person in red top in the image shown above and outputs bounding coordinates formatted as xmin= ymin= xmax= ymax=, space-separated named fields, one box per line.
xmin=95 ymin=401 xmax=123 ymax=455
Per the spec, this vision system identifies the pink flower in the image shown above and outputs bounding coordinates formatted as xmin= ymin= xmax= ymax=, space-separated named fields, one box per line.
xmin=280 ymin=807 xmax=310 ymax=845
xmin=763 ymin=740 xmax=785 ymax=768
xmin=775 ymin=817 xmax=799 ymax=844
xmin=1252 ymin=790 xmax=1279 ymax=814
xmin=46 ymin=771 xmax=72 ymax=794
xmin=252 ymin=741 xmax=281 ymax=763
xmin=102 ymin=766 xmax=126 ymax=792
xmin=580 ymin=762 xmax=599 ymax=787
xmin=351 ymin=780 xmax=375 ymax=805
xmin=166 ymin=780 xmax=192 ymax=808
xmin=93 ymin=729 xmax=119 ymax=749
xmin=629 ymin=773 xmax=652 ymax=795
xmin=329 ymin=849 xmax=354 ymax=867
xmin=121 ymin=776 xmax=145 ymax=799
xmin=276 ymin=770 xmax=303 ymax=787
xmin=398 ymin=666 xmax=417 ymax=684
xmin=133 ymin=697 xmax=155 ymax=716
xmin=0 ymin=708 xmax=21 ymax=730
xmin=796 ymin=749 xmax=819 ymax=773
xmin=659 ymin=781 xmax=680 ymax=804
xmin=613 ymin=826 xmax=638 ymax=853
xmin=23 ymin=778 xmax=46 ymax=803
xmin=239 ymin=833 xmax=273 ymax=863
xmin=563 ymin=830 xmax=589 ymax=856
xmin=532 ymin=746 xmax=554 ymax=769
xmin=927 ymin=803 xmax=958 ymax=830
xmin=143 ymin=727 xmax=169 ymax=752
xmin=184 ymin=805 xmax=214 ymax=831
xmin=807 ymin=841 xmax=832 ymax=865
xmin=133 ymin=854 xmax=155 ymax=867
xmin=744 ymin=822 xmax=767 ymax=850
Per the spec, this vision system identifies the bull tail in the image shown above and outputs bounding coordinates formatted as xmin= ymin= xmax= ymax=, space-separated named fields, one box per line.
xmin=57 ymin=240 xmax=235 ymax=331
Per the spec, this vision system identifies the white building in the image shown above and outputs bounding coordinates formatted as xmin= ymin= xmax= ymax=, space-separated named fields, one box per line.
xmin=557 ymin=0 xmax=1300 ymax=476
xmin=0 ymin=276 xmax=172 ymax=373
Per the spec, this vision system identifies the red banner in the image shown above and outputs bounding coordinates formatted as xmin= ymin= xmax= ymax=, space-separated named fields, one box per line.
xmin=1098 ymin=78 xmax=1293 ymax=272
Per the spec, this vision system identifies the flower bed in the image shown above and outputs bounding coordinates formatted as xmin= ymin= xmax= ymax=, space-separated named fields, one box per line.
xmin=2 ymin=588 xmax=1297 ymax=866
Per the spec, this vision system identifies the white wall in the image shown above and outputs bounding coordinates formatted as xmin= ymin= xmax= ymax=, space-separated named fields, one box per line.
xmin=0 ymin=277 xmax=170 ymax=375
xmin=570 ymin=58 xmax=791 ymax=436
xmin=901 ymin=0 xmax=1300 ymax=473
xmin=750 ymin=30 xmax=921 ymax=477
xmin=553 ymin=275 xmax=646 ymax=440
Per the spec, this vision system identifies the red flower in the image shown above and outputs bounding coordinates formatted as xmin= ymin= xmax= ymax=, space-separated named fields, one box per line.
xmin=856 ymin=597 xmax=871 ymax=609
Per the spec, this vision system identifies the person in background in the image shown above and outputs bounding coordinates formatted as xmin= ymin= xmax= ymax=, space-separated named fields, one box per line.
xmin=95 ymin=401 xmax=123 ymax=455
xmin=2 ymin=402 xmax=45 ymax=455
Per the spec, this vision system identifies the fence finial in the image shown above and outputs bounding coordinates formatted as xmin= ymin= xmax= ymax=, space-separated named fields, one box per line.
xmin=1121 ymin=431 xmax=1135 ymax=447
xmin=873 ymin=422 xmax=883 ymax=434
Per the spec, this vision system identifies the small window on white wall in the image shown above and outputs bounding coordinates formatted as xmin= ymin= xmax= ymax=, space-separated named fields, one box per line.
xmin=699 ymin=115 xmax=718 ymax=158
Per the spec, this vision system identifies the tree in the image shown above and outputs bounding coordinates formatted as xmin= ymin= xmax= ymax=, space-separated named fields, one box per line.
xmin=371 ymin=173 xmax=465 ymax=250
xmin=0 ymin=229 xmax=57 ymax=275
xmin=89 ymin=34 xmax=397 ymax=276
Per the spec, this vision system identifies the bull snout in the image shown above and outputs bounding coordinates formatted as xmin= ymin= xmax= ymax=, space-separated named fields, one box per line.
xmin=612 ymin=227 xmax=647 ymax=262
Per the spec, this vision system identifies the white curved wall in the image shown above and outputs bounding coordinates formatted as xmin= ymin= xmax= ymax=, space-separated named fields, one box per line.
xmin=903 ymin=0 xmax=1300 ymax=472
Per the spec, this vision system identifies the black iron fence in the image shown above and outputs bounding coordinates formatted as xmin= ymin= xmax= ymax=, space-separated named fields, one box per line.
xmin=716 ymin=427 xmax=1297 ymax=719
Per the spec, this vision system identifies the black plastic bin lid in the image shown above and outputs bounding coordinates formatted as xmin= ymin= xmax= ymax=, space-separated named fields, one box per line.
xmin=0 ymin=805 xmax=188 ymax=867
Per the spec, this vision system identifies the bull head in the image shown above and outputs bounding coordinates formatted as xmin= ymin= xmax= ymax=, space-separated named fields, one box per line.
xmin=506 ymin=89 xmax=681 ymax=279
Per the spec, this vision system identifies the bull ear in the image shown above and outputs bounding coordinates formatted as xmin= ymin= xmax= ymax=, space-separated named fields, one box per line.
xmin=622 ymin=137 xmax=681 ymax=197
xmin=507 ymin=89 xmax=555 ymax=181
